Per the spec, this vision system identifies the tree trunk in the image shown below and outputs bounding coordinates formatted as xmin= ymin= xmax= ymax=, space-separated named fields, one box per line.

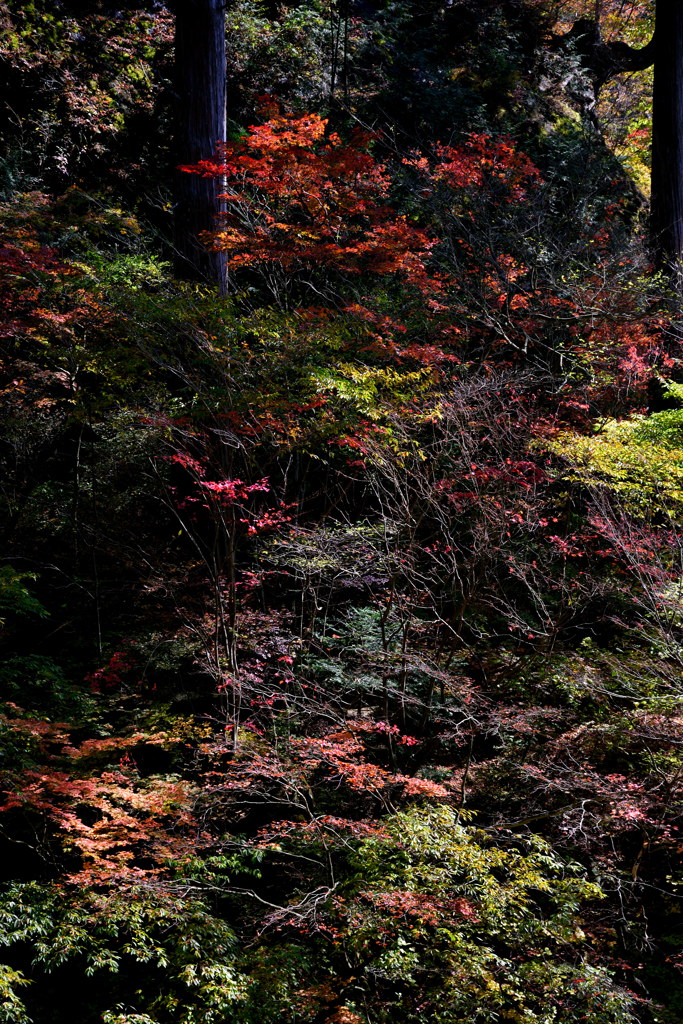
xmin=650 ymin=0 xmax=683 ymax=281
xmin=174 ymin=0 xmax=227 ymax=293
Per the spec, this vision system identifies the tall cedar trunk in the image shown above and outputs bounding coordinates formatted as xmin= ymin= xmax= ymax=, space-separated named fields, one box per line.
xmin=174 ymin=0 xmax=227 ymax=293
xmin=651 ymin=0 xmax=683 ymax=279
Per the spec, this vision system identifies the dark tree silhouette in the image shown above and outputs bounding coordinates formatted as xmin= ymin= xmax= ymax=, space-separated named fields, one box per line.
xmin=174 ymin=0 xmax=227 ymax=293
xmin=561 ymin=5 xmax=683 ymax=281
xmin=650 ymin=1 xmax=683 ymax=278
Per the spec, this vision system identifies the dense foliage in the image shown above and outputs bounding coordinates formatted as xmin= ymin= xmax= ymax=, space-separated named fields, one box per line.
xmin=2 ymin=1 xmax=683 ymax=1022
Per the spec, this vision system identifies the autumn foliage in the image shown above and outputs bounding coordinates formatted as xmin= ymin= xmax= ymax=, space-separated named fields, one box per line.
xmin=2 ymin=1 xmax=683 ymax=1023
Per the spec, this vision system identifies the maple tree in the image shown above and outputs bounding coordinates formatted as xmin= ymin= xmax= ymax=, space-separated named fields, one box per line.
xmin=180 ymin=109 xmax=436 ymax=309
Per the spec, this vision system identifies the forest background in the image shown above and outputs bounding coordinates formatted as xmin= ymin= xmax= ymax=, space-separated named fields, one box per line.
xmin=1 ymin=1 xmax=682 ymax=1022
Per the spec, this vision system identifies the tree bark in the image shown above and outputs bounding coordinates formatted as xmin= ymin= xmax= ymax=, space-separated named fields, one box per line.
xmin=650 ymin=0 xmax=683 ymax=278
xmin=174 ymin=0 xmax=227 ymax=293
